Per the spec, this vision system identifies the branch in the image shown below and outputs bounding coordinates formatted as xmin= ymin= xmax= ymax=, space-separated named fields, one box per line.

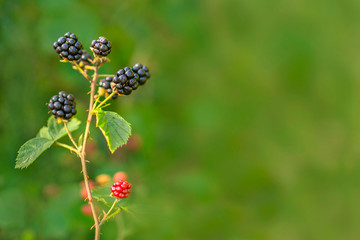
xmin=56 ymin=142 xmax=78 ymax=154
xmin=79 ymin=63 xmax=101 ymax=240
xmin=92 ymin=91 xmax=115 ymax=112
xmin=64 ymin=122 xmax=79 ymax=150
xmin=74 ymin=61 xmax=92 ymax=82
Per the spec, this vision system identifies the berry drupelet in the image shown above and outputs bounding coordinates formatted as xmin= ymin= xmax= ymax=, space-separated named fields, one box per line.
xmin=53 ymin=32 xmax=83 ymax=61
xmin=132 ymin=63 xmax=151 ymax=85
xmin=111 ymin=181 xmax=132 ymax=199
xmin=48 ymin=91 xmax=77 ymax=120
xmin=91 ymin=36 xmax=112 ymax=57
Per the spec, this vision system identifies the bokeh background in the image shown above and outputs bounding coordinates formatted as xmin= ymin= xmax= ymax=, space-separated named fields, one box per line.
xmin=1 ymin=0 xmax=360 ymax=239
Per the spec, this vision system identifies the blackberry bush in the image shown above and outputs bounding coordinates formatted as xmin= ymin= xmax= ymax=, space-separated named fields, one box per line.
xmin=16 ymin=32 xmax=152 ymax=240
xmin=48 ymin=91 xmax=77 ymax=120
xmin=53 ymin=32 xmax=83 ymax=61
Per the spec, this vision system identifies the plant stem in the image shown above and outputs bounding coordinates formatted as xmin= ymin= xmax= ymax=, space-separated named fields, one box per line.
xmin=93 ymin=92 xmax=115 ymax=112
xmin=79 ymin=64 xmax=101 ymax=240
xmin=97 ymin=74 xmax=114 ymax=77
xmin=100 ymin=199 xmax=118 ymax=226
xmin=56 ymin=142 xmax=78 ymax=153
xmin=74 ymin=62 xmax=92 ymax=82
xmin=64 ymin=122 xmax=79 ymax=150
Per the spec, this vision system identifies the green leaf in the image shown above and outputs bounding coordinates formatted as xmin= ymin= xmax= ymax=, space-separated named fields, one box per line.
xmin=47 ymin=116 xmax=81 ymax=141
xmin=15 ymin=137 xmax=54 ymax=169
xmin=92 ymin=185 xmax=115 ymax=207
xmin=16 ymin=116 xmax=81 ymax=169
xmin=36 ymin=126 xmax=51 ymax=139
xmin=92 ymin=185 xmax=128 ymax=221
xmin=95 ymin=109 xmax=131 ymax=153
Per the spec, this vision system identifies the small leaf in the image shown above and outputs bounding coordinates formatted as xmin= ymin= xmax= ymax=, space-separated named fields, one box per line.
xmin=92 ymin=185 xmax=115 ymax=207
xmin=36 ymin=126 xmax=51 ymax=139
xmin=15 ymin=138 xmax=54 ymax=169
xmin=16 ymin=116 xmax=82 ymax=169
xmin=95 ymin=109 xmax=131 ymax=153
xmin=47 ymin=116 xmax=81 ymax=141
xmin=78 ymin=134 xmax=83 ymax=148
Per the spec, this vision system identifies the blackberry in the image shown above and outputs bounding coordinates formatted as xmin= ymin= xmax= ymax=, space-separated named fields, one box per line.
xmin=99 ymin=64 xmax=150 ymax=98
xmin=132 ymin=63 xmax=150 ymax=85
xmin=91 ymin=36 xmax=112 ymax=57
xmin=48 ymin=91 xmax=77 ymax=120
xmin=53 ymin=32 xmax=83 ymax=61
xmin=99 ymin=76 xmax=118 ymax=98
xmin=114 ymin=66 xmax=141 ymax=95
xmin=76 ymin=50 xmax=93 ymax=68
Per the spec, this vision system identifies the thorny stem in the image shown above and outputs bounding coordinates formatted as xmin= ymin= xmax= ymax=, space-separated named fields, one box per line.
xmin=79 ymin=64 xmax=101 ymax=240
xmin=91 ymin=198 xmax=119 ymax=230
xmin=65 ymin=57 xmax=124 ymax=239
xmin=100 ymin=199 xmax=118 ymax=226
xmin=65 ymin=62 xmax=101 ymax=239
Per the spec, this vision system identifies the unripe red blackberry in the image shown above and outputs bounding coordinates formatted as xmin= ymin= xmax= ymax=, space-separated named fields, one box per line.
xmin=91 ymin=36 xmax=112 ymax=57
xmin=53 ymin=32 xmax=83 ymax=61
xmin=96 ymin=174 xmax=111 ymax=186
xmin=113 ymin=171 xmax=128 ymax=182
xmin=48 ymin=91 xmax=77 ymax=120
xmin=111 ymin=181 xmax=132 ymax=199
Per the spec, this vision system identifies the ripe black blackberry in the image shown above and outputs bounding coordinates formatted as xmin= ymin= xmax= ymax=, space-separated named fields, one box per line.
xmin=99 ymin=76 xmax=119 ymax=99
xmin=48 ymin=91 xmax=77 ymax=120
xmin=132 ymin=63 xmax=150 ymax=85
xmin=76 ymin=50 xmax=93 ymax=68
xmin=99 ymin=64 xmax=150 ymax=98
xmin=99 ymin=67 xmax=139 ymax=97
xmin=91 ymin=37 xmax=112 ymax=57
xmin=53 ymin=32 xmax=83 ymax=61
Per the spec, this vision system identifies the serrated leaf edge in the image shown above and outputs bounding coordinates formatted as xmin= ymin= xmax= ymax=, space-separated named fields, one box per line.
xmin=15 ymin=137 xmax=54 ymax=169
xmin=95 ymin=110 xmax=131 ymax=153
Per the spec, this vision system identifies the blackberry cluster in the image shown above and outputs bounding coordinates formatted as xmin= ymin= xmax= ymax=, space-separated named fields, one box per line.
xmin=131 ymin=63 xmax=151 ymax=85
xmin=111 ymin=181 xmax=132 ymax=199
xmin=99 ymin=63 xmax=150 ymax=98
xmin=91 ymin=37 xmax=112 ymax=57
xmin=48 ymin=91 xmax=77 ymax=120
xmin=53 ymin=32 xmax=83 ymax=61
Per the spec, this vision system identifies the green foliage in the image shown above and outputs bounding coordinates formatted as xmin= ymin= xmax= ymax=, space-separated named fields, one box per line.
xmin=15 ymin=117 xmax=81 ymax=169
xmin=47 ymin=117 xmax=81 ymax=141
xmin=92 ymin=185 xmax=128 ymax=222
xmin=15 ymin=138 xmax=54 ymax=169
xmin=95 ymin=109 xmax=131 ymax=153
xmin=36 ymin=126 xmax=51 ymax=139
xmin=92 ymin=185 xmax=115 ymax=207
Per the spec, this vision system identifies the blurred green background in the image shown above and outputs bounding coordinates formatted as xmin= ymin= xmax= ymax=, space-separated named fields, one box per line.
xmin=1 ymin=0 xmax=360 ymax=239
